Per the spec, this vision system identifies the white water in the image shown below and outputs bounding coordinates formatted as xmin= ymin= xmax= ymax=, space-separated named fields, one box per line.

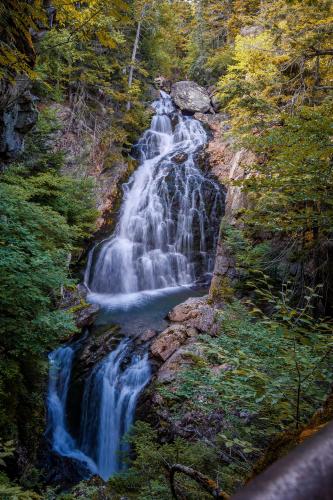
xmin=47 ymin=91 xmax=222 ymax=481
xmin=79 ymin=340 xmax=150 ymax=479
xmin=85 ymin=91 xmax=222 ymax=295
xmin=47 ymin=346 xmax=98 ymax=474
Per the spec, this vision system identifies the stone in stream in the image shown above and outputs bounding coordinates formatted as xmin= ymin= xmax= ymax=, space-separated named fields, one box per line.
xmin=171 ymin=151 xmax=188 ymax=163
xmin=171 ymin=81 xmax=212 ymax=114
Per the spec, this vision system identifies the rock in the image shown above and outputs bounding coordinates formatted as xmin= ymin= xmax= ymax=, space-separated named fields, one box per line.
xmin=157 ymin=347 xmax=195 ymax=383
xmin=171 ymin=152 xmax=188 ymax=163
xmin=240 ymin=25 xmax=264 ymax=37
xmin=0 ymin=78 xmax=38 ymax=168
xmin=171 ymin=81 xmax=212 ymax=114
xmin=211 ymin=363 xmax=234 ymax=375
xmin=195 ymin=111 xmax=259 ymax=299
xmin=60 ymin=284 xmax=99 ymax=329
xmin=168 ymin=296 xmax=219 ymax=334
xmin=147 ymin=84 xmax=161 ymax=101
xmin=136 ymin=329 xmax=157 ymax=345
xmin=51 ymin=102 xmax=134 ymax=233
xmin=150 ymin=324 xmax=197 ymax=362
xmin=194 ymin=112 xmax=230 ymax=136
xmin=154 ymin=76 xmax=172 ymax=93
xmin=76 ymin=325 xmax=121 ymax=378
xmin=75 ymin=303 xmax=99 ymax=329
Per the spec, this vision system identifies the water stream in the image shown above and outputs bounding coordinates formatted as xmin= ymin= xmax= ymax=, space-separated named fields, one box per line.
xmin=46 ymin=91 xmax=223 ymax=481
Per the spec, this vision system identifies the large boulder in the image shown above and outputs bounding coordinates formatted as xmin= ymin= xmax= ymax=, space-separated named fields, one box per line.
xmin=168 ymin=296 xmax=219 ymax=335
xmin=171 ymin=81 xmax=211 ymax=114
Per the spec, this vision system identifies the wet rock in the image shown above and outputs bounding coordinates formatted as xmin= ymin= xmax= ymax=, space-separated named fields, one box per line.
xmin=147 ymin=84 xmax=161 ymax=101
xmin=171 ymin=152 xmax=188 ymax=163
xmin=76 ymin=325 xmax=121 ymax=377
xmin=154 ymin=76 xmax=172 ymax=93
xmin=60 ymin=284 xmax=99 ymax=329
xmin=150 ymin=324 xmax=197 ymax=362
xmin=75 ymin=303 xmax=99 ymax=329
xmin=43 ymin=451 xmax=90 ymax=490
xmin=136 ymin=328 xmax=157 ymax=345
xmin=171 ymin=81 xmax=212 ymax=114
xmin=168 ymin=296 xmax=219 ymax=335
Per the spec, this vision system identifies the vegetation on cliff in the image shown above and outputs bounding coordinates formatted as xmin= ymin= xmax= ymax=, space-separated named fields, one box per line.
xmin=0 ymin=0 xmax=332 ymax=498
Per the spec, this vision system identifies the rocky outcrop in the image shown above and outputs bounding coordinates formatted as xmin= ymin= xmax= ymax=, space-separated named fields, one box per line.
xmin=75 ymin=325 xmax=121 ymax=379
xmin=171 ymin=81 xmax=212 ymax=114
xmin=146 ymin=295 xmax=220 ymax=388
xmin=151 ymin=324 xmax=197 ymax=363
xmin=0 ymin=77 xmax=38 ymax=169
xmin=60 ymin=284 xmax=99 ymax=330
xmin=171 ymin=152 xmax=188 ymax=163
xmin=168 ymin=296 xmax=219 ymax=335
xmin=194 ymin=112 xmax=256 ymax=295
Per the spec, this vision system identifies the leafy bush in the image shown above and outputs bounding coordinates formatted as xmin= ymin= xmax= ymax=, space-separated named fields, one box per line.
xmin=157 ymin=301 xmax=333 ymax=492
xmin=0 ymin=110 xmax=97 ymax=467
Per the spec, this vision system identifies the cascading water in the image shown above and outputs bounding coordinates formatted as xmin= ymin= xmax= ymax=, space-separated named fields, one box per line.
xmin=47 ymin=91 xmax=223 ymax=482
xmin=79 ymin=340 xmax=150 ymax=480
xmin=47 ymin=344 xmax=98 ymax=474
xmin=85 ymin=91 xmax=222 ymax=295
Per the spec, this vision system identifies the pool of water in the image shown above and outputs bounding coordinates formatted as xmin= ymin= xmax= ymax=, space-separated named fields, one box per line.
xmin=87 ymin=285 xmax=207 ymax=336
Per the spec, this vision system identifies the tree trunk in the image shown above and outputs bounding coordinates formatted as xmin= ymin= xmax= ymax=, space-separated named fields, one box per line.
xmin=169 ymin=463 xmax=230 ymax=499
xmin=126 ymin=16 xmax=143 ymax=111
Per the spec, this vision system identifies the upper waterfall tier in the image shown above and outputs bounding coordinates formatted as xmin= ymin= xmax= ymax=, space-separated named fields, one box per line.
xmin=85 ymin=91 xmax=223 ymax=295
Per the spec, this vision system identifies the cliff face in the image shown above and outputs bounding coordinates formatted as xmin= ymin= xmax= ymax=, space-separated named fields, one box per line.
xmin=207 ymin=117 xmax=255 ymax=293
xmin=0 ymin=77 xmax=38 ymax=169
xmin=194 ymin=112 xmax=255 ymax=291
xmin=50 ymin=103 xmax=135 ymax=234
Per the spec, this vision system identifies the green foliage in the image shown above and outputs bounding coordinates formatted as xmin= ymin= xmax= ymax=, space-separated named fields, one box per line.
xmin=240 ymin=103 xmax=333 ymax=237
xmin=20 ymin=108 xmax=65 ymax=172
xmin=0 ymin=0 xmax=43 ymax=80
xmin=0 ymin=107 xmax=97 ymax=476
xmin=221 ymin=221 xmax=271 ymax=275
xmin=0 ymin=443 xmax=40 ymax=498
xmin=204 ymin=0 xmax=333 ymax=301
xmin=157 ymin=300 xmax=333 ymax=491
xmin=3 ymin=167 xmax=97 ymax=250
xmin=106 ymin=421 xmax=218 ymax=499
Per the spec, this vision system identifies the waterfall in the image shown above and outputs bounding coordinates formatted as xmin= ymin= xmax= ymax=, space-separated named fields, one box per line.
xmin=79 ymin=340 xmax=151 ymax=480
xmin=47 ymin=91 xmax=223 ymax=482
xmin=85 ymin=91 xmax=222 ymax=295
xmin=47 ymin=346 xmax=98 ymax=474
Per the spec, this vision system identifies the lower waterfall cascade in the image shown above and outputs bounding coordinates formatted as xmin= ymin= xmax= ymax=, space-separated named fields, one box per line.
xmin=46 ymin=91 xmax=223 ymax=481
